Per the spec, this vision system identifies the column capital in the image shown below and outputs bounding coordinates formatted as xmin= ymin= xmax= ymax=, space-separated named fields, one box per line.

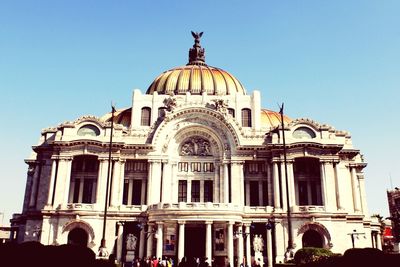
xmin=205 ymin=221 xmax=213 ymax=225
xmin=228 ymin=221 xmax=235 ymax=225
xmin=148 ymin=159 xmax=162 ymax=164
xmin=178 ymin=220 xmax=186 ymax=225
xmin=230 ymin=160 xmax=245 ymax=165
xmin=156 ymin=221 xmax=164 ymax=226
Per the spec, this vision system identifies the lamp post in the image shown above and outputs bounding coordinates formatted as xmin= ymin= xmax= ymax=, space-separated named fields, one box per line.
xmin=98 ymin=105 xmax=116 ymax=258
xmin=279 ymin=103 xmax=294 ymax=261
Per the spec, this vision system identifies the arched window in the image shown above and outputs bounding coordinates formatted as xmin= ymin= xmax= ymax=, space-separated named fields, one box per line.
xmin=77 ymin=125 xmax=100 ymax=136
xmin=293 ymin=127 xmax=316 ymax=139
xmin=68 ymin=155 xmax=99 ymax=204
xmin=294 ymin=158 xmax=322 ymax=206
xmin=141 ymin=107 xmax=151 ymax=126
xmin=241 ymin=108 xmax=252 ymax=127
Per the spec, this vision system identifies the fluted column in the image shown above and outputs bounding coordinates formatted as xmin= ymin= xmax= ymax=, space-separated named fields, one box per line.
xmin=161 ymin=160 xmax=172 ymax=203
xmin=95 ymin=159 xmax=108 ymax=207
xmin=110 ymin=159 xmax=121 ymax=207
xmin=117 ymin=160 xmax=126 ymax=206
xmin=146 ymin=224 xmax=154 ymax=257
xmin=46 ymin=158 xmax=58 ymax=206
xmin=267 ymin=162 xmax=273 ymax=206
xmin=350 ymin=166 xmax=361 ymax=212
xmin=148 ymin=160 xmax=162 ymax=205
xmin=320 ymin=161 xmax=328 ymax=207
xmin=228 ymin=222 xmax=234 ymax=267
xmin=206 ymin=221 xmax=212 ymax=264
xmin=178 ymin=221 xmax=185 ymax=262
xmin=324 ymin=162 xmax=337 ymax=211
xmin=29 ymin=162 xmax=41 ymax=208
xmin=237 ymin=225 xmax=244 ymax=267
xmin=273 ymin=162 xmax=281 ymax=209
xmin=287 ymin=161 xmax=295 ymax=210
xmin=116 ymin=222 xmax=124 ymax=262
xmin=223 ymin=163 xmax=229 ymax=203
xmin=231 ymin=162 xmax=244 ymax=206
xmin=358 ymin=174 xmax=369 ymax=215
xmin=333 ymin=163 xmax=343 ymax=210
xmin=266 ymin=228 xmax=273 ymax=267
xmin=376 ymin=232 xmax=382 ymax=250
xmin=156 ymin=222 xmax=163 ymax=259
xmin=245 ymin=224 xmax=251 ymax=267
xmin=53 ymin=157 xmax=72 ymax=208
xmin=139 ymin=225 xmax=146 ymax=259
xmin=214 ymin=164 xmax=220 ymax=202
xmin=274 ymin=220 xmax=285 ymax=263
xmin=280 ymin=163 xmax=287 ymax=211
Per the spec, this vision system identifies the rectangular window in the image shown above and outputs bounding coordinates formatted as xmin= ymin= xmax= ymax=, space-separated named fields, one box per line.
xmin=298 ymin=181 xmax=308 ymax=205
xmin=191 ymin=162 xmax=202 ymax=172
xmin=203 ymin=162 xmax=214 ymax=172
xmin=122 ymin=180 xmax=129 ymax=205
xmin=241 ymin=108 xmax=252 ymax=127
xmin=178 ymin=162 xmax=188 ymax=172
xmin=82 ymin=179 xmax=94 ymax=203
xmin=250 ymin=181 xmax=259 ymax=206
xmin=191 ymin=180 xmax=200 ymax=202
xmin=204 ymin=180 xmax=213 ymax=202
xmin=73 ymin=178 xmax=80 ymax=203
xmin=132 ymin=180 xmax=142 ymax=205
xmin=262 ymin=181 xmax=268 ymax=206
xmin=178 ymin=180 xmax=187 ymax=202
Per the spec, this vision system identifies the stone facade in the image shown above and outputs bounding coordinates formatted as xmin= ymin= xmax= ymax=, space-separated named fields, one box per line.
xmin=12 ymin=35 xmax=381 ymax=267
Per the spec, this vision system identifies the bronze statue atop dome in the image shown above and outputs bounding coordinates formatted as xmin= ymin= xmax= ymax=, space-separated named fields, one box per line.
xmin=188 ymin=31 xmax=206 ymax=65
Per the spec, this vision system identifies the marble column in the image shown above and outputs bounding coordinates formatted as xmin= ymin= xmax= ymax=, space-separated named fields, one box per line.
xmin=237 ymin=225 xmax=244 ymax=267
xmin=272 ymin=162 xmax=281 ymax=209
xmin=161 ymin=160 xmax=172 ymax=203
xmin=266 ymin=228 xmax=273 ymax=267
xmin=274 ymin=220 xmax=285 ymax=263
xmin=350 ymin=166 xmax=361 ymax=212
xmin=267 ymin=163 xmax=273 ymax=206
xmin=116 ymin=222 xmax=124 ymax=263
xmin=223 ymin=163 xmax=229 ymax=203
xmin=53 ymin=158 xmax=72 ymax=208
xmin=110 ymin=160 xmax=121 ymax=207
xmin=324 ymin=162 xmax=337 ymax=212
xmin=333 ymin=163 xmax=343 ymax=210
xmin=178 ymin=221 xmax=185 ymax=263
xmin=139 ymin=225 xmax=146 ymax=259
xmin=148 ymin=161 xmax=162 ymax=205
xmin=245 ymin=224 xmax=251 ymax=267
xmin=287 ymin=161 xmax=295 ymax=210
xmin=228 ymin=222 xmax=234 ymax=267
xmin=320 ymin=161 xmax=328 ymax=207
xmin=206 ymin=221 xmax=212 ymax=264
xmin=96 ymin=159 xmax=108 ymax=208
xmin=280 ymin=163 xmax=287 ymax=211
xmin=117 ymin=160 xmax=126 ymax=206
xmin=214 ymin=164 xmax=220 ymax=202
xmin=29 ymin=162 xmax=41 ymax=208
xmin=146 ymin=224 xmax=154 ymax=257
xmin=358 ymin=174 xmax=369 ymax=216
xmin=46 ymin=159 xmax=58 ymax=206
xmin=156 ymin=222 xmax=163 ymax=259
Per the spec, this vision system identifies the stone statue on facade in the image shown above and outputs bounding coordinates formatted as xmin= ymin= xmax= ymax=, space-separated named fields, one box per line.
xmin=180 ymin=137 xmax=212 ymax=156
xmin=253 ymin=234 xmax=264 ymax=252
xmin=126 ymin=233 xmax=137 ymax=251
xmin=213 ymin=99 xmax=228 ymax=114
xmin=164 ymin=96 xmax=177 ymax=112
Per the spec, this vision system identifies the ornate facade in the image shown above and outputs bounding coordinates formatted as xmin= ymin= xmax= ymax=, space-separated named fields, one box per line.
xmin=12 ymin=33 xmax=381 ymax=266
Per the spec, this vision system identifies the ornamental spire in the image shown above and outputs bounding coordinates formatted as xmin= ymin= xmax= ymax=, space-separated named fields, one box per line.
xmin=188 ymin=31 xmax=206 ymax=65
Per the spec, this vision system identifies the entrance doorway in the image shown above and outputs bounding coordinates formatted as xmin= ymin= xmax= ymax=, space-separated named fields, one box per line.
xmin=67 ymin=227 xmax=88 ymax=247
xmin=302 ymin=229 xmax=323 ymax=248
xmin=184 ymin=225 xmax=205 ymax=258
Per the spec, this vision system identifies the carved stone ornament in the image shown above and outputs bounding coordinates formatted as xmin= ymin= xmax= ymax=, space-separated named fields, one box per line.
xmin=212 ymin=99 xmax=228 ymax=114
xmin=163 ymin=96 xmax=177 ymax=112
xmin=180 ymin=137 xmax=212 ymax=156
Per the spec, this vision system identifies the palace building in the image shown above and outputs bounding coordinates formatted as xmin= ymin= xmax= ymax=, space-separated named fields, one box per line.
xmin=12 ymin=32 xmax=381 ymax=266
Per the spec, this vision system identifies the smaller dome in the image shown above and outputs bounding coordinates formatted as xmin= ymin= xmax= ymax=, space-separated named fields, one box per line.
xmin=101 ymin=108 xmax=131 ymax=128
xmin=260 ymin=109 xmax=291 ymax=128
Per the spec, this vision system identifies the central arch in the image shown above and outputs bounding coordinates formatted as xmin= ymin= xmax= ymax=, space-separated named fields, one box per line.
xmin=302 ymin=229 xmax=323 ymax=248
xmin=67 ymin=227 xmax=88 ymax=247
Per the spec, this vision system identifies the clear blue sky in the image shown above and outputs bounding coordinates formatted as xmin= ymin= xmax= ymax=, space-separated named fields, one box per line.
xmin=1 ymin=1 xmax=399 ymax=224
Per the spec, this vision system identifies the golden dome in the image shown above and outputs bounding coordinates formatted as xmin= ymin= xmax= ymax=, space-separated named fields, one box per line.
xmin=260 ymin=109 xmax=292 ymax=128
xmin=146 ymin=31 xmax=246 ymax=96
xmin=146 ymin=65 xmax=246 ymax=95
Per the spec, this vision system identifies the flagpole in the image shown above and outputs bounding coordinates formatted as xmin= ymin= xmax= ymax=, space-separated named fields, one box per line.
xmin=279 ymin=103 xmax=294 ymax=260
xmin=99 ymin=104 xmax=116 ymax=258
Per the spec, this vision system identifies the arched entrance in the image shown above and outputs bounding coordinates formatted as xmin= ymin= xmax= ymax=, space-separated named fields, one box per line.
xmin=302 ymin=229 xmax=323 ymax=248
xmin=68 ymin=227 xmax=89 ymax=247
